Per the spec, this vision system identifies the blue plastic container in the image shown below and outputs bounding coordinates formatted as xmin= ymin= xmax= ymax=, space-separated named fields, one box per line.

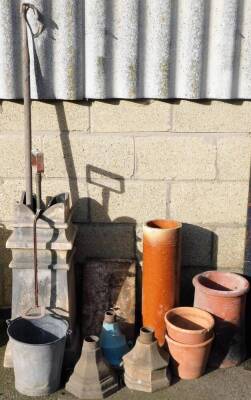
xmin=100 ymin=311 xmax=129 ymax=367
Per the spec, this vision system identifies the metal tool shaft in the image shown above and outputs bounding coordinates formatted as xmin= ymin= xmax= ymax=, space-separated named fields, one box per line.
xmin=33 ymin=209 xmax=41 ymax=308
xmin=35 ymin=173 xmax=42 ymax=210
xmin=21 ymin=4 xmax=32 ymax=208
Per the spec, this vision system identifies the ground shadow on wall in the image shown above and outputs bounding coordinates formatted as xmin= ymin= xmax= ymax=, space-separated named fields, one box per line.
xmin=0 ymin=225 xmax=12 ymax=345
xmin=244 ymin=282 xmax=251 ymax=360
xmin=243 ymin=162 xmax=251 ymax=359
xmin=82 ymin=165 xmax=142 ymax=339
xmin=180 ymin=224 xmax=218 ymax=306
xmin=54 ymin=102 xmax=142 ymax=339
xmin=0 ymin=226 xmax=12 ymax=305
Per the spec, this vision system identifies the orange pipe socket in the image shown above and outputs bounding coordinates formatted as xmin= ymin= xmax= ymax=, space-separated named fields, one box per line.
xmin=142 ymin=219 xmax=182 ymax=346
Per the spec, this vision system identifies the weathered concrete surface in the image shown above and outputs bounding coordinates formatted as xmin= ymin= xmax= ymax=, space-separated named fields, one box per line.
xmin=1 ymin=100 xmax=251 ymax=306
xmin=170 ymin=182 xmax=248 ymax=225
xmin=217 ymin=136 xmax=251 ymax=181
xmin=172 ymin=101 xmax=251 ymax=132
xmin=88 ymin=180 xmax=167 ymax=223
xmin=0 ymin=102 xmax=90 ymax=132
xmin=1 ymin=320 xmax=251 ymax=400
xmin=91 ymin=101 xmax=171 ymax=132
xmin=135 ymin=135 xmax=216 ymax=180
xmin=43 ymin=134 xmax=135 ymax=179
xmin=216 ymin=227 xmax=246 ymax=269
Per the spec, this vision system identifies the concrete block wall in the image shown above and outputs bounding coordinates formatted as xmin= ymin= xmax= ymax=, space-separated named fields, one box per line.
xmin=0 ymin=100 xmax=250 ymax=306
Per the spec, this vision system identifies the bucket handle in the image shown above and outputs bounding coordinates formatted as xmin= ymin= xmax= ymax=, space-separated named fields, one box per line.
xmin=6 ymin=317 xmax=22 ymax=327
xmin=6 ymin=319 xmax=11 ymax=328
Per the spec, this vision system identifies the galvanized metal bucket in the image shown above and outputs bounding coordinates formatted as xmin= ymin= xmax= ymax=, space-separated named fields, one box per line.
xmin=7 ymin=314 xmax=69 ymax=397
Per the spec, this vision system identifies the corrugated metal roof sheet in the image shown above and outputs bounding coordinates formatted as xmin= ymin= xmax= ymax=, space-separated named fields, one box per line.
xmin=0 ymin=0 xmax=250 ymax=99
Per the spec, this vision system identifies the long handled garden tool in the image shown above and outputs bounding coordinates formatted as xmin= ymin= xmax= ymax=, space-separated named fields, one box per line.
xmin=21 ymin=3 xmax=43 ymax=208
xmin=24 ymin=208 xmax=45 ymax=318
xmin=21 ymin=3 xmax=45 ymax=318
xmin=21 ymin=3 xmax=33 ymax=208
xmin=25 ymin=150 xmax=45 ymax=318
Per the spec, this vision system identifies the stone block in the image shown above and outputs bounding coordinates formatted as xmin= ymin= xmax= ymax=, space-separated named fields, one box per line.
xmin=32 ymin=101 xmax=90 ymax=132
xmin=0 ymin=101 xmax=90 ymax=132
xmin=173 ymin=101 xmax=251 ymax=132
xmin=170 ymin=182 xmax=248 ymax=224
xmin=88 ymin=180 xmax=167 ymax=223
xmin=0 ymin=101 xmax=23 ymax=132
xmin=91 ymin=100 xmax=171 ymax=132
xmin=135 ymin=135 xmax=216 ymax=179
xmin=0 ymin=179 xmax=25 ymax=222
xmin=217 ymin=135 xmax=251 ymax=180
xmin=216 ymin=227 xmax=246 ymax=269
xmin=0 ymin=134 xmax=41 ymax=178
xmin=182 ymin=223 xmax=215 ymax=267
xmin=43 ymin=134 xmax=134 ymax=179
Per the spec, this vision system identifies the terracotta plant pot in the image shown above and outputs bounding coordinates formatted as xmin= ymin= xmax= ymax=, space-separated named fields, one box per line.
xmin=165 ymin=333 xmax=214 ymax=380
xmin=193 ymin=271 xmax=250 ymax=368
xmin=143 ymin=219 xmax=182 ymax=346
xmin=165 ymin=307 xmax=214 ymax=345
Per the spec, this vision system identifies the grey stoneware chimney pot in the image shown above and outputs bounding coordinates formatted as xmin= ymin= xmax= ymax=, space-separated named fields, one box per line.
xmin=66 ymin=335 xmax=119 ymax=399
xmin=123 ymin=327 xmax=171 ymax=392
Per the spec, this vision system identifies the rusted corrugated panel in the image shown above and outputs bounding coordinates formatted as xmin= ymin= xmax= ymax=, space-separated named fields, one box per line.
xmin=0 ymin=0 xmax=250 ymax=99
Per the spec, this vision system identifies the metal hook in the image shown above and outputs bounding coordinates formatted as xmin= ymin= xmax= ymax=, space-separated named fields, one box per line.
xmin=21 ymin=3 xmax=44 ymax=38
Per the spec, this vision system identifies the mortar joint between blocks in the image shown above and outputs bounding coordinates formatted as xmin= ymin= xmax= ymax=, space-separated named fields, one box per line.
xmin=166 ymin=182 xmax=171 ymax=218
xmin=131 ymin=136 xmax=136 ymax=179
xmin=215 ymin=137 xmax=219 ymax=180
xmin=88 ymin=103 xmax=92 ymax=133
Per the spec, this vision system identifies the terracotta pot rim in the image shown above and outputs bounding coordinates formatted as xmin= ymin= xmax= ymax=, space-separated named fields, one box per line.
xmin=165 ymin=332 xmax=215 ymax=348
xmin=193 ymin=271 xmax=250 ymax=298
xmin=144 ymin=219 xmax=182 ymax=230
xmin=164 ymin=307 xmax=214 ymax=335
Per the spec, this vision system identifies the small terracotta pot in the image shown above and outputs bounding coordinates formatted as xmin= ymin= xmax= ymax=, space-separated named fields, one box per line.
xmin=143 ymin=219 xmax=182 ymax=346
xmin=164 ymin=307 xmax=214 ymax=345
xmin=193 ymin=271 xmax=250 ymax=368
xmin=165 ymin=333 xmax=214 ymax=380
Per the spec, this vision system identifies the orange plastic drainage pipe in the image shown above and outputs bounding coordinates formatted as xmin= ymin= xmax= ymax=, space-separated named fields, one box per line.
xmin=142 ymin=219 xmax=182 ymax=346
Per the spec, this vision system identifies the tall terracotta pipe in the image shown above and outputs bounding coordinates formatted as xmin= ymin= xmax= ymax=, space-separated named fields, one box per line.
xmin=142 ymin=219 xmax=182 ymax=346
